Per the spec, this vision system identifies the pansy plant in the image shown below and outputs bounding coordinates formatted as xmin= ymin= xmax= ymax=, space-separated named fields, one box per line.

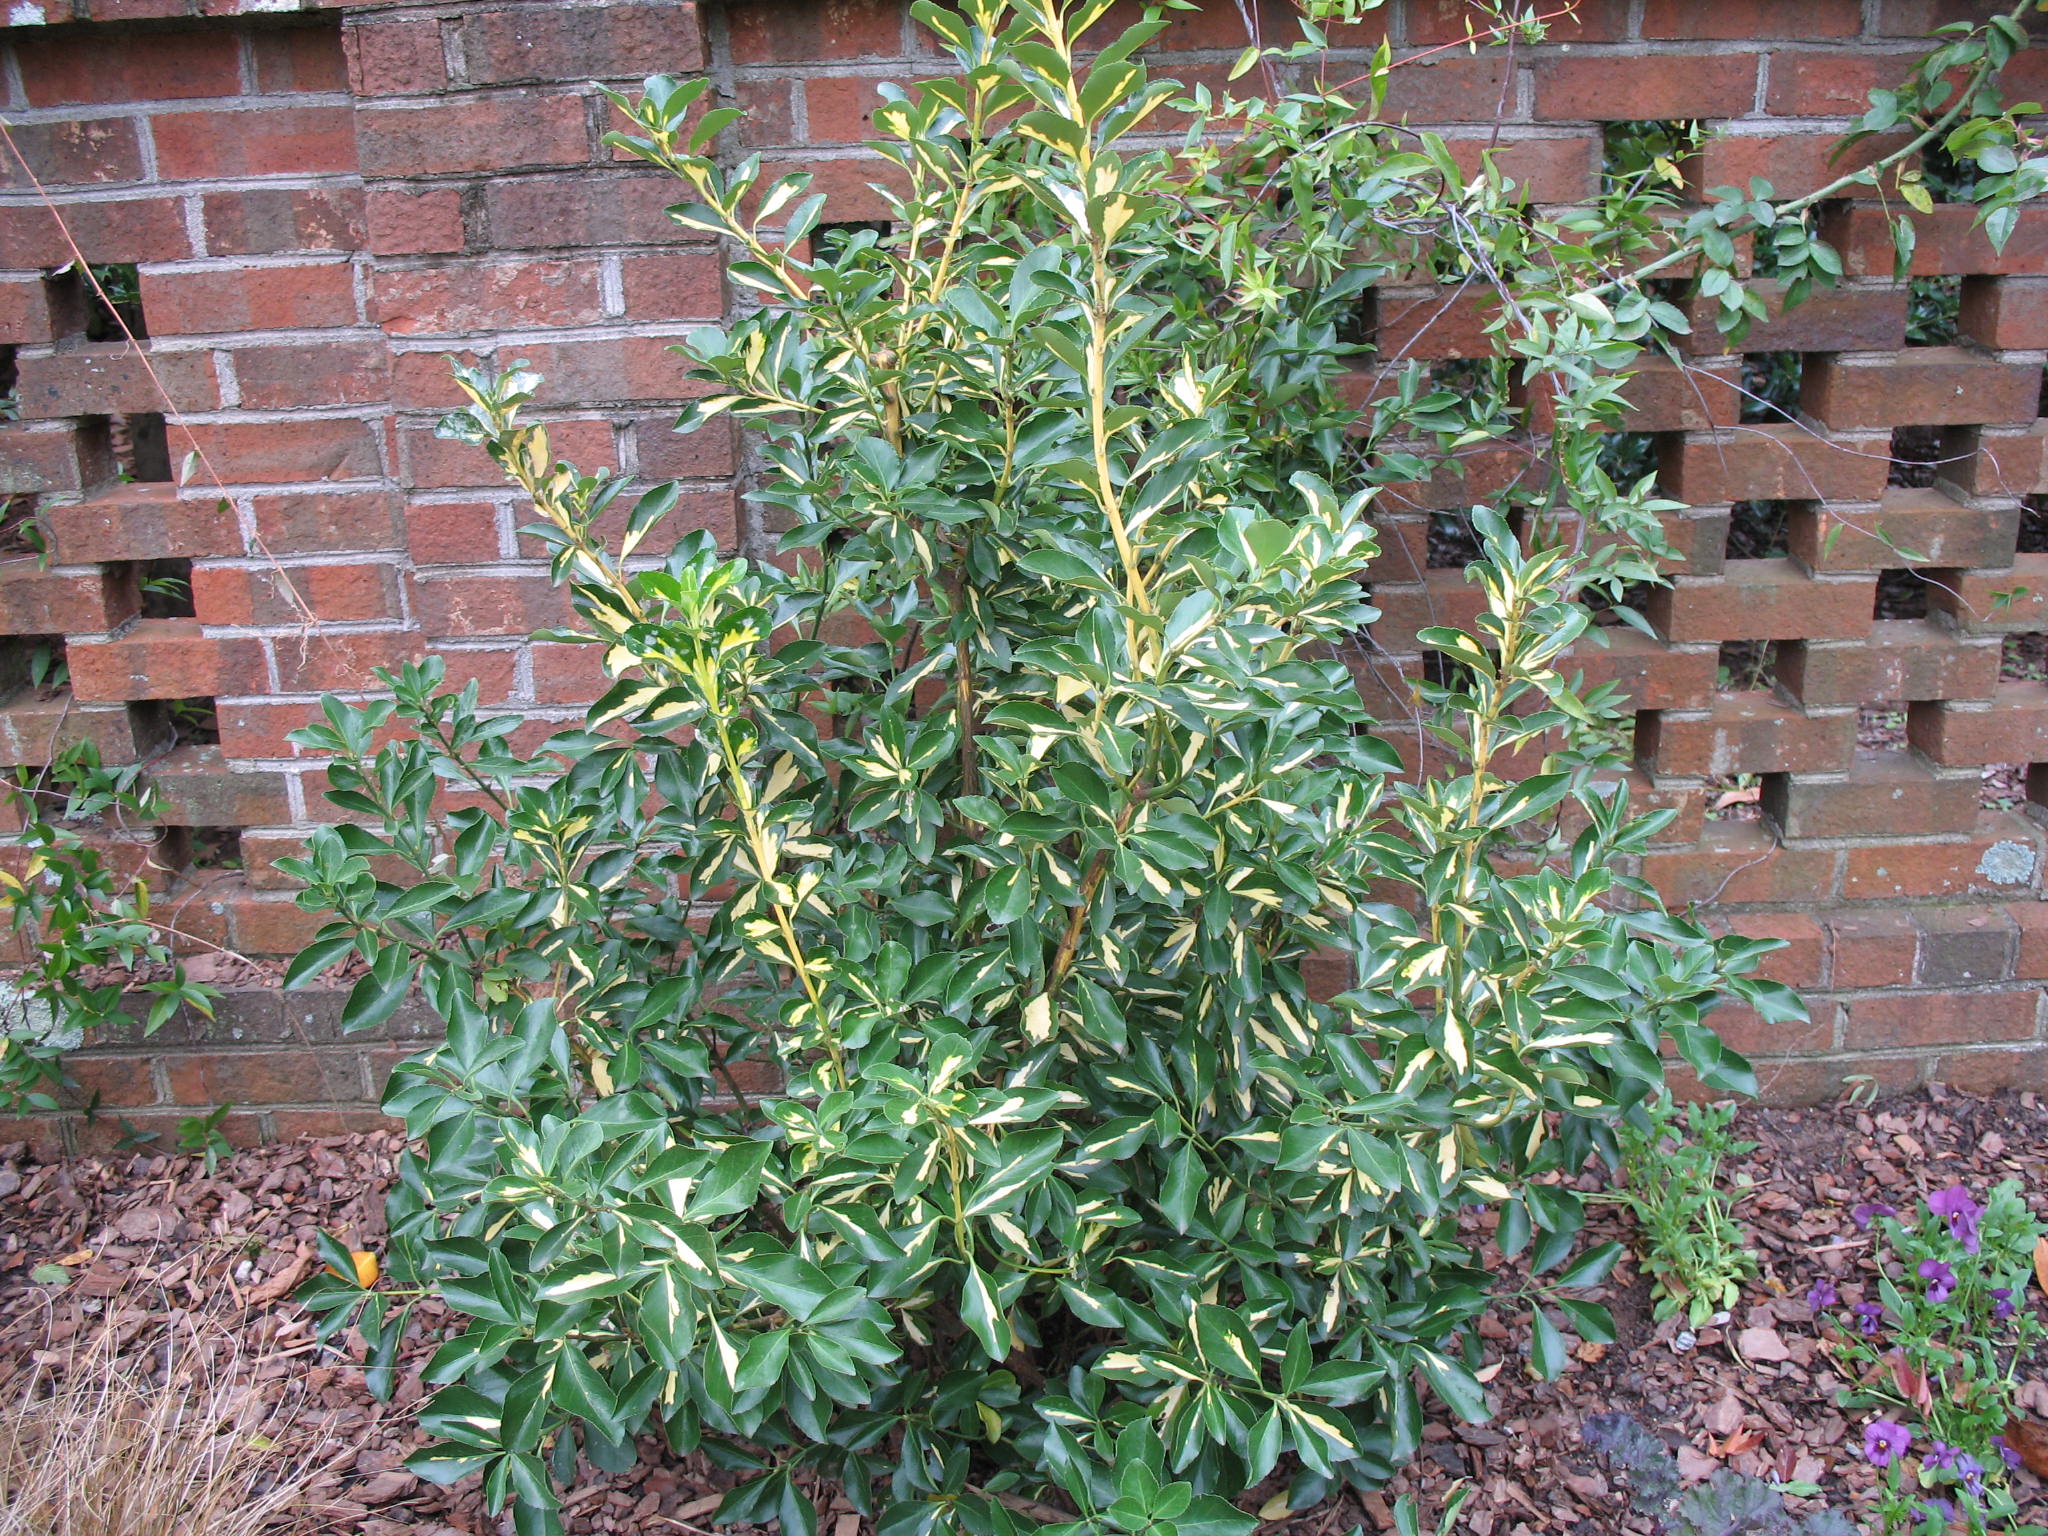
xmin=1818 ymin=1182 xmax=2046 ymax=1534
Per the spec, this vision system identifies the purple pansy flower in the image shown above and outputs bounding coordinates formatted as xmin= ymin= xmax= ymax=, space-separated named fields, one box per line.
xmin=1865 ymin=1420 xmax=1911 ymax=1467
xmin=1927 ymin=1185 xmax=1983 ymax=1254
xmin=1994 ymin=1435 xmax=2023 ymax=1471
xmin=1853 ymin=1300 xmax=1885 ymax=1336
xmin=1993 ymin=1286 xmax=2016 ymax=1321
xmin=1916 ymin=1498 xmax=1956 ymax=1528
xmin=1853 ymin=1201 xmax=1898 ymax=1231
xmin=1808 ymin=1276 xmax=1838 ymax=1310
xmin=1924 ymin=1440 xmax=1962 ymax=1472
xmin=1919 ymin=1257 xmax=1957 ymax=1303
xmin=1957 ymin=1451 xmax=1987 ymax=1497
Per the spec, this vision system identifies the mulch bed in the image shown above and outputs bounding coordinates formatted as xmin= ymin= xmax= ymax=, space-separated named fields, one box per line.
xmin=0 ymin=1085 xmax=2042 ymax=1535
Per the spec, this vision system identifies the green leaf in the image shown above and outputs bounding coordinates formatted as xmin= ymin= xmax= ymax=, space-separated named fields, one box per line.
xmin=960 ymin=1262 xmax=1009 ymax=1361
xmin=1415 ymin=1348 xmax=1490 ymax=1423
xmin=1529 ymin=1306 xmax=1567 ymax=1381
xmin=690 ymin=1141 xmax=772 ymax=1218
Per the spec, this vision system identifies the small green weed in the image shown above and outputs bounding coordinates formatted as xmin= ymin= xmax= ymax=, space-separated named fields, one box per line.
xmin=1616 ymin=1093 xmax=1759 ymax=1328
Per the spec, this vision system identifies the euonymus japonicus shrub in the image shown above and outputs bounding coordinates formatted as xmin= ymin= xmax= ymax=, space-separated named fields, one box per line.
xmin=285 ymin=0 xmax=2046 ymax=1530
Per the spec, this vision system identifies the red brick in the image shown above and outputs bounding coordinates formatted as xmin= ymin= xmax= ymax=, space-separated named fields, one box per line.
xmin=201 ymin=186 xmax=365 ymax=256
xmin=400 ymin=416 xmax=612 ymax=489
xmin=432 ymin=646 xmax=520 ymax=706
xmin=219 ymin=701 xmax=322 ymax=757
xmin=164 ymin=1047 xmax=366 ymax=1106
xmin=616 ymin=250 xmax=725 ymax=322
xmin=178 ymin=418 xmax=383 ymax=485
xmin=152 ymin=105 xmax=357 ymax=180
xmin=1715 ymin=912 xmax=1825 ymax=987
xmin=65 ymin=1053 xmax=158 ymax=1108
xmin=45 ymin=484 xmax=240 ymax=563
xmin=2012 ymin=901 xmax=2048 ymax=980
xmin=1638 ymin=820 xmax=1841 ymax=906
xmin=1680 ymin=281 xmax=1906 ymax=356
xmin=480 ymin=172 xmax=713 ymax=250
xmin=1616 ymin=354 xmax=1742 ymax=433
xmin=271 ymin=630 xmax=424 ymax=691
xmin=1828 ymin=909 xmax=1919 ymax=988
xmin=0 ymin=562 xmax=136 ymax=634
xmin=1957 ymin=275 xmax=2048 ymax=350
xmin=366 ymin=186 xmax=464 ymax=257
xmin=231 ymin=337 xmax=390 ymax=411
xmin=1379 ymin=55 xmax=1510 ymax=122
xmin=1934 ymin=1044 xmax=2048 ymax=1096
xmin=356 ymin=95 xmax=590 ymax=177
xmin=0 ymin=694 xmax=165 ymax=766
xmin=1762 ymin=752 xmax=1982 ymax=841
xmin=13 ymin=346 xmax=219 ymax=418
xmin=0 ymin=117 xmax=144 ymax=188
xmin=406 ymin=500 xmax=502 ymax=564
xmin=251 ymin=25 xmax=349 ymax=92
xmin=1408 ymin=0 xmax=1627 ymax=42
xmin=1691 ymin=131 xmax=1907 ymax=203
xmin=628 ymin=414 xmax=738 ymax=481
xmin=509 ymin=334 xmax=709 ymax=406
xmin=1923 ymin=554 xmax=2048 ymax=634
xmin=1375 ymin=284 xmax=1500 ymax=361
xmin=1947 ymin=423 xmax=2048 ymax=498
xmin=1703 ymin=1003 xmax=1834 ymax=1059
xmin=1660 ymin=423 xmax=1890 ymax=505
xmin=141 ymin=263 xmax=358 ymax=334
xmin=0 ymin=278 xmax=58 ymax=347
xmin=389 ymin=349 xmax=475 ymax=410
xmin=195 ymin=560 xmax=402 ymax=626
xmin=1532 ymin=54 xmax=1756 ymax=122
xmin=1801 ymin=348 xmax=2040 ymax=431
xmin=1875 ymin=0 xmax=2014 ymax=34
xmin=372 ymin=258 xmax=604 ymax=337
xmin=1841 ymin=817 xmax=2045 ymax=901
xmin=271 ymin=1109 xmax=398 ymax=1138
xmin=1646 ymin=0 xmax=1860 ymax=37
xmin=14 ymin=30 xmax=239 ymax=105
xmin=458 ymin=2 xmax=702 ymax=83
xmin=1441 ymin=134 xmax=1596 ymax=204
xmin=0 ymin=419 xmax=113 ymax=496
xmin=250 ymin=491 xmax=404 ymax=555
xmin=1738 ymin=1054 xmax=1925 ymax=1108
xmin=1822 ymin=201 xmax=2048 ymax=279
xmin=3 ymin=196 xmax=187 ymax=269
xmin=1779 ymin=622 xmax=2000 ymax=709
xmin=1843 ymin=989 xmax=2038 ymax=1050
xmin=1637 ymin=695 xmax=1856 ymax=777
xmin=68 ymin=619 xmax=267 ymax=702
xmin=1789 ymin=488 xmax=2017 ymax=573
xmin=1764 ymin=53 xmax=1902 ymax=116
xmin=411 ymin=571 xmax=573 ymax=636
xmin=344 ymin=16 xmax=447 ymax=96
xmin=1563 ymin=628 xmax=1718 ymax=712
xmin=1649 ymin=559 xmax=1874 ymax=644
xmin=1907 ymin=685 xmax=2048 ymax=765
xmin=146 ymin=744 xmax=291 ymax=825
xmin=728 ymin=0 xmax=903 ymax=62
xmin=532 ymin=640 xmax=610 ymax=703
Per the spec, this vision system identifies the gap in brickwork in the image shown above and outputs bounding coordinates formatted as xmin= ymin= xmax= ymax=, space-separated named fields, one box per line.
xmin=1922 ymin=141 xmax=1980 ymax=203
xmin=1599 ymin=120 xmax=1702 ymax=200
xmin=2004 ymin=632 xmax=2047 ymax=682
xmin=1716 ymin=639 xmax=1778 ymax=694
xmin=2019 ymin=497 xmax=2048 ymax=553
xmin=47 ymin=264 xmax=145 ymax=345
xmin=1858 ymin=699 xmax=1907 ymax=751
xmin=1983 ymin=762 xmax=2029 ymax=811
xmin=1421 ymin=647 xmax=1484 ymax=693
xmin=1336 ymin=287 xmax=1376 ymax=350
xmin=0 ymin=636 xmax=68 ymax=704
xmin=1905 ymin=276 xmax=1962 ymax=346
xmin=137 ymin=558 xmax=194 ymax=620
xmin=1707 ymin=772 xmax=1762 ymax=823
xmin=1888 ymin=423 xmax=1944 ymax=488
xmin=166 ymin=697 xmax=219 ymax=749
xmin=1595 ymin=430 xmax=1660 ymax=487
xmin=1739 ymin=354 xmax=1801 ymax=424
xmin=1726 ymin=499 xmax=1792 ymax=558
xmin=1425 ymin=510 xmax=1481 ymax=568
xmin=187 ymin=827 xmax=242 ymax=874
xmin=115 ymin=413 xmax=173 ymax=484
xmin=809 ymin=220 xmax=891 ymax=265
xmin=1875 ymin=567 xmax=1929 ymax=619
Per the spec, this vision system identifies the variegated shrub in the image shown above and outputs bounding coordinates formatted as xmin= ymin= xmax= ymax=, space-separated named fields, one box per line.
xmin=281 ymin=0 xmax=2048 ymax=1531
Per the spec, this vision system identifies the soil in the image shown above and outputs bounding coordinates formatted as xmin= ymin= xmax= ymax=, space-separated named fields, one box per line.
xmin=0 ymin=1086 xmax=2043 ymax=1535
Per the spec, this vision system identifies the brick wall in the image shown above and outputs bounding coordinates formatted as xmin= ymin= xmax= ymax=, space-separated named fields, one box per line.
xmin=0 ymin=0 xmax=2042 ymax=1149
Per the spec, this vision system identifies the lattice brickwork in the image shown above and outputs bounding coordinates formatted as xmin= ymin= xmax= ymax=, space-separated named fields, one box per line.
xmin=0 ymin=0 xmax=2041 ymax=1148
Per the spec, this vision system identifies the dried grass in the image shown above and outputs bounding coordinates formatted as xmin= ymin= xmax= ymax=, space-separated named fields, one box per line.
xmin=0 ymin=1308 xmax=344 ymax=1536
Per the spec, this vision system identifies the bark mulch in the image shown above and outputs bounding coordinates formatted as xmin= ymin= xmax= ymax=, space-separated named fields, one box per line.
xmin=0 ymin=1085 xmax=2042 ymax=1535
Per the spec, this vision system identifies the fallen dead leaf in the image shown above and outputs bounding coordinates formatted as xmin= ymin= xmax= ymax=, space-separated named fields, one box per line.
xmin=2034 ymin=1235 xmax=2048 ymax=1296
xmin=246 ymin=1247 xmax=315 ymax=1306
xmin=1705 ymin=1392 xmax=1745 ymax=1437
xmin=1712 ymin=1427 xmax=1766 ymax=1458
xmin=2004 ymin=1417 xmax=2048 ymax=1479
